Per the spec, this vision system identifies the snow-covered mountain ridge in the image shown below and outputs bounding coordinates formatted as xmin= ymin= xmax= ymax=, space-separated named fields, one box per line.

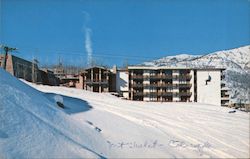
xmin=142 ymin=45 xmax=250 ymax=103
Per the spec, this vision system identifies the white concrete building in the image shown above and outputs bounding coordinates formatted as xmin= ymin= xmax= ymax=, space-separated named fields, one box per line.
xmin=116 ymin=69 xmax=129 ymax=99
xmin=117 ymin=66 xmax=230 ymax=106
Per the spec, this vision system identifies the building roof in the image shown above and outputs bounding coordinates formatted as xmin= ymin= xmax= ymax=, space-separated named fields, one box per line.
xmin=127 ymin=66 xmax=226 ymax=70
xmin=84 ymin=66 xmax=108 ymax=70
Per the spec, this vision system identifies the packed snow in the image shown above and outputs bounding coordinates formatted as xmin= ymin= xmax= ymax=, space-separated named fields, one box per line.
xmin=1 ymin=68 xmax=249 ymax=158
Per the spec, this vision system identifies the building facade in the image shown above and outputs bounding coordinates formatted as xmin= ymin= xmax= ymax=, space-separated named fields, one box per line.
xmin=116 ymin=69 xmax=129 ymax=98
xmin=77 ymin=66 xmax=115 ymax=92
xmin=0 ymin=54 xmax=40 ymax=83
xmin=39 ymin=69 xmax=60 ymax=86
xmin=126 ymin=66 xmax=229 ymax=106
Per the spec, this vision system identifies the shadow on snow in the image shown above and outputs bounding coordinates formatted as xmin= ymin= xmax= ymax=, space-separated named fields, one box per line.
xmin=44 ymin=93 xmax=93 ymax=114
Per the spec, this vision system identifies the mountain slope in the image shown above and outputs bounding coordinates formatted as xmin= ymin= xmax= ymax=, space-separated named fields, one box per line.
xmin=142 ymin=45 xmax=250 ymax=103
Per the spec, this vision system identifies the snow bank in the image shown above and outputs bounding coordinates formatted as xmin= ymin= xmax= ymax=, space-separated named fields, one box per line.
xmin=0 ymin=68 xmax=108 ymax=158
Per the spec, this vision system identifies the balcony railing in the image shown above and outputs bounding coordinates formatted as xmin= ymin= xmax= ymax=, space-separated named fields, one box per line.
xmin=131 ymin=91 xmax=173 ymax=96
xmin=133 ymin=92 xmax=144 ymax=96
xmin=131 ymin=83 xmax=144 ymax=87
xmin=221 ymin=96 xmax=230 ymax=100
xmin=179 ymin=83 xmax=192 ymax=88
xmin=131 ymin=83 xmax=191 ymax=88
xmin=131 ymin=75 xmax=144 ymax=79
xmin=132 ymin=91 xmax=192 ymax=97
xmin=178 ymin=74 xmax=192 ymax=80
xmin=161 ymin=92 xmax=174 ymax=96
xmin=145 ymin=75 xmax=173 ymax=79
xmin=85 ymin=79 xmax=109 ymax=84
xmin=161 ymin=83 xmax=176 ymax=87
xmin=131 ymin=74 xmax=192 ymax=80
xmin=178 ymin=92 xmax=192 ymax=96
xmin=143 ymin=92 xmax=173 ymax=96
xmin=144 ymin=83 xmax=162 ymax=87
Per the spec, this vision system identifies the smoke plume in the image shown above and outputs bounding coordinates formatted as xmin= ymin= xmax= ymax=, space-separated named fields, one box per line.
xmin=85 ymin=28 xmax=93 ymax=67
xmin=82 ymin=11 xmax=93 ymax=67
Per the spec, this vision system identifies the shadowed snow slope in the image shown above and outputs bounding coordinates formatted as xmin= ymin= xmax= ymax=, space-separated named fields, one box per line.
xmin=0 ymin=69 xmax=107 ymax=158
xmin=1 ymin=68 xmax=249 ymax=158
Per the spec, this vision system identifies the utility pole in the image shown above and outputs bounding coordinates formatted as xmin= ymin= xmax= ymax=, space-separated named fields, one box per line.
xmin=32 ymin=49 xmax=38 ymax=83
xmin=1 ymin=45 xmax=17 ymax=70
xmin=32 ymin=58 xmax=39 ymax=83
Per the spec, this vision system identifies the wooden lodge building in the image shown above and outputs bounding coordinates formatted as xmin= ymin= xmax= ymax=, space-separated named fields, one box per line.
xmin=77 ymin=66 xmax=116 ymax=92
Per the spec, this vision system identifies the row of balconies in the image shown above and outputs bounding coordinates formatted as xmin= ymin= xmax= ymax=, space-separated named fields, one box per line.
xmin=133 ymin=91 xmax=192 ymax=96
xmin=131 ymin=83 xmax=192 ymax=88
xmin=131 ymin=74 xmax=192 ymax=80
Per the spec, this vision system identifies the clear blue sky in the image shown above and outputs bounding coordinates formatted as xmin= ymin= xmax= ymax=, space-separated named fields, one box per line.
xmin=1 ymin=0 xmax=250 ymax=67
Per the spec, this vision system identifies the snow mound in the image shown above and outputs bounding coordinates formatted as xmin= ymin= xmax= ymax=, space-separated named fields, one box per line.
xmin=0 ymin=68 xmax=107 ymax=158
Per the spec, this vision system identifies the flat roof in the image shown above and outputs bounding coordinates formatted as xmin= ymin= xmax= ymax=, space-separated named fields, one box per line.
xmin=127 ymin=66 xmax=225 ymax=70
xmin=84 ymin=66 xmax=109 ymax=70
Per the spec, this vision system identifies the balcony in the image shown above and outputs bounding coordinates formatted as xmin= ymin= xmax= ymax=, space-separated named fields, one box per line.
xmin=146 ymin=83 xmax=162 ymax=87
xmin=179 ymin=83 xmax=192 ymax=88
xmin=131 ymin=75 xmax=144 ymax=79
xmin=221 ymin=95 xmax=229 ymax=100
xmin=85 ymin=79 xmax=109 ymax=84
xmin=143 ymin=92 xmax=157 ymax=96
xmin=221 ymin=74 xmax=225 ymax=80
xmin=133 ymin=92 xmax=144 ymax=96
xmin=161 ymin=74 xmax=173 ymax=79
xmin=161 ymin=83 xmax=176 ymax=87
xmin=131 ymin=74 xmax=192 ymax=80
xmin=221 ymin=87 xmax=230 ymax=91
xmin=143 ymin=91 xmax=173 ymax=96
xmin=178 ymin=74 xmax=192 ymax=80
xmin=131 ymin=74 xmax=174 ymax=80
xmin=131 ymin=83 xmax=191 ymax=88
xmin=147 ymin=75 xmax=162 ymax=79
xmin=178 ymin=92 xmax=192 ymax=96
xmin=161 ymin=92 xmax=173 ymax=96
xmin=131 ymin=83 xmax=144 ymax=87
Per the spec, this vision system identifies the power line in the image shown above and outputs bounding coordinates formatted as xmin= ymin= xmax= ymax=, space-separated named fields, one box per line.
xmin=14 ymin=45 xmax=164 ymax=61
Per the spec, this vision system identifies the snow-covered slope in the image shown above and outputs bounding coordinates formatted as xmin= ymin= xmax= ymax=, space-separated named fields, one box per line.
xmin=1 ymin=68 xmax=249 ymax=158
xmin=0 ymin=69 xmax=107 ymax=158
xmin=142 ymin=45 xmax=250 ymax=103
xmin=28 ymin=81 xmax=250 ymax=158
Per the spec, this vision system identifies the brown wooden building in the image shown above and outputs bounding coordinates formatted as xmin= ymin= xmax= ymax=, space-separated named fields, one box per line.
xmin=77 ymin=66 xmax=116 ymax=92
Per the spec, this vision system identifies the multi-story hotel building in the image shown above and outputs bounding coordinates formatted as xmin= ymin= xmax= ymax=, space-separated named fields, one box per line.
xmin=118 ymin=66 xmax=230 ymax=106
